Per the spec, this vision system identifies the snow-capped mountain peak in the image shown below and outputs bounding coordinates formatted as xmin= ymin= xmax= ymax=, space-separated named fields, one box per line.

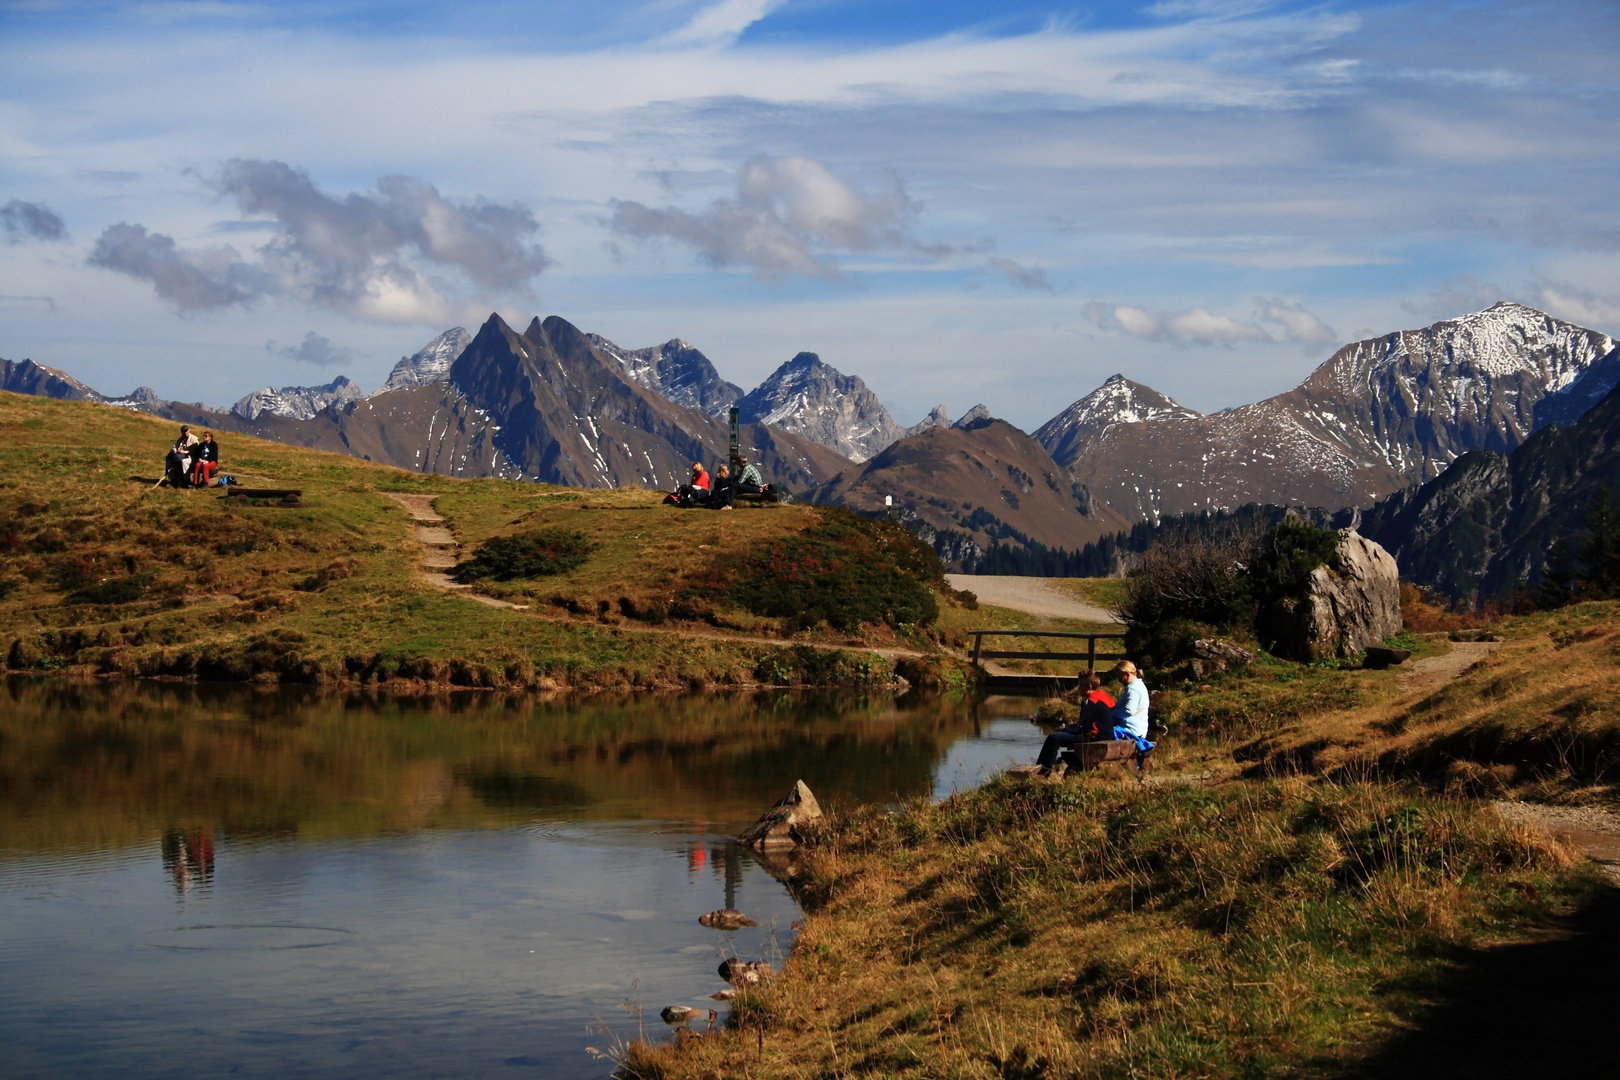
xmin=375 ymin=327 xmax=472 ymax=395
xmin=734 ymin=352 xmax=908 ymax=463
xmin=586 ymin=333 xmax=743 ymax=417
xmin=1034 ymin=374 xmax=1201 ymax=463
xmin=231 ymin=376 xmax=364 ymax=421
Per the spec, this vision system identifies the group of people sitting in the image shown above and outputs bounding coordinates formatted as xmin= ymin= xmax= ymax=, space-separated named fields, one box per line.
xmin=163 ymin=425 xmax=229 ymax=488
xmin=665 ymin=455 xmax=771 ymax=509
xmin=1034 ymin=660 xmax=1155 ymax=772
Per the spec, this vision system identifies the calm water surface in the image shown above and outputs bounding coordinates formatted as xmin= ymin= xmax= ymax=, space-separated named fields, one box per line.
xmin=0 ymin=679 xmax=1044 ymax=1078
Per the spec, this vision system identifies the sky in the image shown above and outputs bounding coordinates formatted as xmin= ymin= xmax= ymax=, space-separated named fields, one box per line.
xmin=2 ymin=0 xmax=1617 ymax=430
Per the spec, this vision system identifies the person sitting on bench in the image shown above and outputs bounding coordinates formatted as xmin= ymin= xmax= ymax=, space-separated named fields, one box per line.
xmin=709 ymin=463 xmax=735 ymax=509
xmin=1108 ymin=660 xmax=1154 ymax=753
xmin=735 ymin=455 xmax=764 ymax=495
xmin=1035 ymin=672 xmax=1116 ymax=769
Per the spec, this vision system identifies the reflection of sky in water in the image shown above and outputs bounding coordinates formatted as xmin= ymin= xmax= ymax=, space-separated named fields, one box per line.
xmin=0 ymin=688 xmax=1047 ymax=1079
xmin=932 ymin=697 xmax=1044 ymax=799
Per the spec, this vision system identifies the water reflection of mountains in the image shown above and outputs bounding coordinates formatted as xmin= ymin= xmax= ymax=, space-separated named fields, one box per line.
xmin=0 ymin=677 xmax=984 ymax=851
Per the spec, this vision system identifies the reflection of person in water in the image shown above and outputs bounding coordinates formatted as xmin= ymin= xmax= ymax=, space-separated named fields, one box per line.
xmin=161 ymin=828 xmax=216 ymax=894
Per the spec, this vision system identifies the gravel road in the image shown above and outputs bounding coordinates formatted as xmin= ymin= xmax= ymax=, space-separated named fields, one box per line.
xmin=945 ymin=575 xmax=1120 ymax=622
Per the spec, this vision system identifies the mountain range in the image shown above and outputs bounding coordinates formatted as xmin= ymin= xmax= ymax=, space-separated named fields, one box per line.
xmin=3 ymin=301 xmax=1617 ymax=572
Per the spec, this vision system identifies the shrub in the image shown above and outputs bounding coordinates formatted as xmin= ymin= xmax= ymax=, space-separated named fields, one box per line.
xmin=452 ymin=528 xmax=597 ymax=583
xmin=698 ymin=509 xmax=942 ymax=631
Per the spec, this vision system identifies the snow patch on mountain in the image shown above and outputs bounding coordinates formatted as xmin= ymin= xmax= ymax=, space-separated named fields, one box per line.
xmin=376 ymin=328 xmax=471 ymax=395
xmin=587 ymin=334 xmax=743 ymax=417
xmin=735 ymin=352 xmax=908 ymax=463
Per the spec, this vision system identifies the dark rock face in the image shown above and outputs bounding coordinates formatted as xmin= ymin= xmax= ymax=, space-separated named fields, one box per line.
xmin=1 ymin=358 xmax=101 ymax=402
xmin=1534 ymin=345 xmax=1620 ymax=432
xmin=588 ymin=334 xmax=744 ymax=418
xmin=1040 ymin=303 xmax=1616 ymax=523
xmin=1360 ymin=381 xmax=1620 ymax=603
xmin=735 ymin=352 xmax=908 ymax=463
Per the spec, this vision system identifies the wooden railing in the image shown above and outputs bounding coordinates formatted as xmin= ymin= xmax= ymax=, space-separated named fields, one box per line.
xmin=970 ymin=630 xmax=1128 ymax=672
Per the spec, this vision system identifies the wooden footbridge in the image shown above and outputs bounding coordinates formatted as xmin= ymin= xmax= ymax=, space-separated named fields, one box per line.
xmin=969 ymin=629 xmax=1129 ymax=693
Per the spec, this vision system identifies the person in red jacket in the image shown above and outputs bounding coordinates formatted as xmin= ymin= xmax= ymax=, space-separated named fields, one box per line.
xmin=1036 ymin=673 xmax=1116 ymax=769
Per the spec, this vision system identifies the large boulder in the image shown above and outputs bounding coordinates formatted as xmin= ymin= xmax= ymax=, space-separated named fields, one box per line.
xmin=737 ymin=780 xmax=824 ymax=850
xmin=1260 ymin=530 xmax=1401 ymax=661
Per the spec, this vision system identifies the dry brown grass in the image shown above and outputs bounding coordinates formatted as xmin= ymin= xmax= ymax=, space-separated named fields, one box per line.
xmin=623 ymin=773 xmax=1595 ymax=1080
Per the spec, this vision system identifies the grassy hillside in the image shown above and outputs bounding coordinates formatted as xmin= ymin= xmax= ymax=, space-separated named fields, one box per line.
xmin=622 ymin=600 xmax=1620 ymax=1078
xmin=0 ymin=392 xmax=979 ymax=691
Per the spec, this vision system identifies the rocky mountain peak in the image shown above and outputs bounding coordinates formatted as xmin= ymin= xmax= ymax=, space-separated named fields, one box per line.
xmin=905 ymin=404 xmax=950 ymax=437
xmin=587 ymin=333 xmax=744 ymax=417
xmin=376 ymin=327 xmax=471 ymax=395
xmin=952 ymin=404 xmax=993 ymax=429
xmin=735 ymin=352 xmax=908 ymax=463
xmin=231 ymin=376 xmax=365 ymax=422
xmin=1034 ymin=374 xmax=1200 ymax=465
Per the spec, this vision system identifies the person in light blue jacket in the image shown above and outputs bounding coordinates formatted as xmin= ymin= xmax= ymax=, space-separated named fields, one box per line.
xmin=1108 ymin=660 xmax=1154 ymax=752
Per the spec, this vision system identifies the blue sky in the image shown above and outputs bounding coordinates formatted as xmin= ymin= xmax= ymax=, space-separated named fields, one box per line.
xmin=1 ymin=0 xmax=1616 ymax=429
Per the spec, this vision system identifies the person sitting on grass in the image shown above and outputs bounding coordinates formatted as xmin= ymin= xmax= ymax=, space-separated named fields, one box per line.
xmin=709 ymin=464 xmax=735 ymax=510
xmin=165 ymin=426 xmax=198 ymax=488
xmin=191 ymin=431 xmax=220 ymax=487
xmin=1108 ymin=660 xmax=1154 ymax=754
xmin=1035 ymin=672 xmax=1116 ymax=770
xmin=665 ymin=462 xmax=712 ymax=507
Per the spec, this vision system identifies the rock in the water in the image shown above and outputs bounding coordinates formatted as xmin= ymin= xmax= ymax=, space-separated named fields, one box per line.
xmin=660 ymin=1005 xmax=713 ymax=1025
xmin=1005 ymin=763 xmax=1043 ymax=779
xmin=1260 ymin=530 xmax=1402 ymax=661
xmin=699 ymin=908 xmax=759 ymax=929
xmin=737 ymin=780 xmax=824 ymax=851
xmin=711 ymin=987 xmax=739 ymax=1001
xmin=717 ymin=958 xmax=773 ymax=987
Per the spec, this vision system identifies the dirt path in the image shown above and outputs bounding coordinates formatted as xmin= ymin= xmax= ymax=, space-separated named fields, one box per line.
xmin=1492 ymin=801 xmax=1620 ymax=885
xmin=383 ymin=493 xmax=529 ymax=611
xmin=382 ymin=492 xmax=928 ymax=660
xmin=1398 ymin=638 xmax=1501 ymax=692
xmin=946 ymin=574 xmax=1119 ymax=622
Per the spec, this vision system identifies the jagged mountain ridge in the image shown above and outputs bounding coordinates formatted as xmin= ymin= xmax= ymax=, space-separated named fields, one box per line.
xmin=1360 ymin=381 xmax=1620 ymax=603
xmin=1034 ymin=375 xmax=1202 ymax=467
xmin=587 ymin=334 xmax=744 ymax=418
xmin=377 ymin=327 xmax=472 ymax=395
xmin=1041 ymin=303 xmax=1618 ymax=522
xmin=231 ymin=376 xmax=364 ymax=421
xmin=1 ymin=358 xmax=102 ymax=403
xmin=735 ymin=352 xmax=910 ymax=463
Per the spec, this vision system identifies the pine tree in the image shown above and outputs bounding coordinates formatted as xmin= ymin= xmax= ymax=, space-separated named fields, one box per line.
xmin=1536 ymin=536 xmax=1576 ymax=609
xmin=1577 ymin=484 xmax=1620 ymax=600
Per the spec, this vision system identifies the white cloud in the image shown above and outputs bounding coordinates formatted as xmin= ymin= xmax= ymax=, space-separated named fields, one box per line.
xmin=1086 ymin=301 xmax=1271 ymax=345
xmin=663 ymin=0 xmax=784 ymax=48
xmin=1255 ymin=297 xmax=1335 ymax=344
xmin=988 ymin=257 xmax=1052 ymax=292
xmin=87 ymin=161 xmax=546 ymax=323
xmin=1538 ymin=282 xmax=1620 ymax=332
xmin=610 ymin=155 xmax=929 ymax=281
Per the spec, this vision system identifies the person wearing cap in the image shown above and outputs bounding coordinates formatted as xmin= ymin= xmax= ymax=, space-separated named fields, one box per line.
xmin=1108 ymin=660 xmax=1153 ymax=750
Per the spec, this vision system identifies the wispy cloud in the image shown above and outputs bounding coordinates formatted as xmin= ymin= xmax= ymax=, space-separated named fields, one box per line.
xmin=1255 ymin=296 xmax=1335 ymax=345
xmin=88 ymin=161 xmax=549 ymax=322
xmin=1085 ymin=302 xmax=1272 ymax=346
xmin=1399 ymin=276 xmax=1507 ymax=322
xmin=662 ymin=0 xmax=784 ymax=48
xmin=610 ymin=155 xmax=933 ymax=281
xmin=989 ymin=257 xmax=1052 ymax=292
xmin=267 ymin=331 xmax=353 ymax=367
xmin=1538 ymin=281 xmax=1620 ymax=332
xmin=2 ymin=200 xmax=67 ymax=243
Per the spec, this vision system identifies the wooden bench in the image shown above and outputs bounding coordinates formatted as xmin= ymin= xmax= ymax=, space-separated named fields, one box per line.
xmin=1059 ymin=738 xmax=1153 ymax=774
xmin=224 ymin=488 xmax=303 ymax=506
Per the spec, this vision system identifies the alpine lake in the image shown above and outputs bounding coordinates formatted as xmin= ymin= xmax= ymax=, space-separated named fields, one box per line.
xmin=0 ymin=677 xmax=1048 ymax=1078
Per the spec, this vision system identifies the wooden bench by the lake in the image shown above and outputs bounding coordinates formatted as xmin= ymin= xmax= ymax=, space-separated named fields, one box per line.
xmin=224 ymin=488 xmax=303 ymax=507
xmin=1059 ymin=739 xmax=1151 ymax=774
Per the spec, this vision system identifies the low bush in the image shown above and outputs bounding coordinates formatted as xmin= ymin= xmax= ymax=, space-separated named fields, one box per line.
xmin=692 ymin=508 xmax=942 ymax=631
xmin=452 ymin=528 xmax=597 ymax=583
